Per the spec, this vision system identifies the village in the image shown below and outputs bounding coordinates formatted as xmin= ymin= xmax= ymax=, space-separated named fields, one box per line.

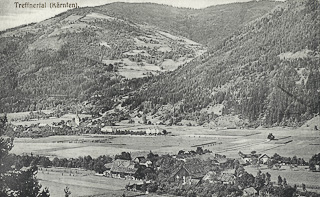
xmin=4 ymin=110 xmax=320 ymax=196
xmin=25 ymin=144 xmax=319 ymax=197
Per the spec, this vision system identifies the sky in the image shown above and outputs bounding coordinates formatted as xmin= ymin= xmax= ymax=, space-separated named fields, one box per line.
xmin=0 ymin=0 xmax=261 ymax=31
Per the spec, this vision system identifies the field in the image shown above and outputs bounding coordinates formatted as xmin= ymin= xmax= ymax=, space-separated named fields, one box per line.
xmin=244 ymin=165 xmax=320 ymax=189
xmin=11 ymin=125 xmax=320 ymax=160
xmin=36 ymin=167 xmax=138 ymax=197
xmin=10 ymin=124 xmax=320 ymax=196
xmin=37 ymin=167 xmax=174 ymax=197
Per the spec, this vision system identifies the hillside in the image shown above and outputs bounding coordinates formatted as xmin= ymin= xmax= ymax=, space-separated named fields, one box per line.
xmin=0 ymin=1 xmax=280 ymax=114
xmin=0 ymin=6 xmax=204 ymax=113
xmin=94 ymin=1 xmax=281 ymax=47
xmin=124 ymin=0 xmax=320 ymax=127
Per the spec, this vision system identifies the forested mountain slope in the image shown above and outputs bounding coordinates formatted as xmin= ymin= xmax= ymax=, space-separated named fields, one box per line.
xmin=0 ymin=6 xmax=203 ymax=113
xmin=94 ymin=1 xmax=281 ymax=47
xmin=125 ymin=0 xmax=320 ymax=127
xmin=0 ymin=1 xmax=280 ymax=114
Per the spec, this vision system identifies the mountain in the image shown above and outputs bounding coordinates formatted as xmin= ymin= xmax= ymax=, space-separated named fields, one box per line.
xmin=123 ymin=0 xmax=320 ymax=127
xmin=0 ymin=1 xmax=280 ymax=114
xmin=92 ymin=1 xmax=281 ymax=47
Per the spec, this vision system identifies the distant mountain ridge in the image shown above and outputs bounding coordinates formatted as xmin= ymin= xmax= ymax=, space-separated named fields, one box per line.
xmin=93 ymin=1 xmax=281 ymax=47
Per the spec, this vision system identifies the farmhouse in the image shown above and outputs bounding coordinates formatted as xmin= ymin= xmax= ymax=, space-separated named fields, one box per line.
xmin=170 ymin=165 xmax=191 ymax=185
xmin=238 ymin=151 xmax=252 ymax=163
xmin=105 ymin=159 xmax=138 ymax=179
xmin=243 ymin=187 xmax=257 ymax=196
xmin=134 ymin=156 xmax=152 ymax=167
xmin=126 ymin=181 xmax=151 ymax=192
xmin=145 ymin=127 xmax=163 ymax=135
xmin=217 ymin=173 xmax=236 ymax=185
xmin=101 ymin=126 xmax=115 ymax=133
xmin=202 ymin=171 xmax=217 ymax=183
xmin=258 ymin=154 xmax=270 ymax=164
xmin=170 ymin=165 xmax=204 ymax=185
xmin=213 ymin=157 xmax=228 ymax=166
xmin=238 ymin=151 xmax=261 ymax=165
xmin=103 ymin=163 xmax=113 ymax=176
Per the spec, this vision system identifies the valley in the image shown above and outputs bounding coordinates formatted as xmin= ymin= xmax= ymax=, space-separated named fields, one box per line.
xmin=10 ymin=124 xmax=320 ymax=196
xmin=0 ymin=0 xmax=319 ymax=196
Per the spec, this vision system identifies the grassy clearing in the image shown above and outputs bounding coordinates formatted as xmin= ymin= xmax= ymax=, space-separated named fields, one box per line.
xmin=244 ymin=165 xmax=320 ymax=190
xmin=10 ymin=125 xmax=320 ymax=196
xmin=37 ymin=167 xmax=138 ymax=197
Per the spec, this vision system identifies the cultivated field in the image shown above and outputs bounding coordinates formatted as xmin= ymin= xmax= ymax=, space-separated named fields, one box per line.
xmin=36 ymin=167 xmax=138 ymax=197
xmin=37 ymin=167 xmax=175 ymax=197
xmin=11 ymin=126 xmax=320 ymax=160
xmin=9 ymin=123 xmax=320 ymax=196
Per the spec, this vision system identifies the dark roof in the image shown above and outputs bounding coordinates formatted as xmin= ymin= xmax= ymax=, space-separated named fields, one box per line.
xmin=170 ymin=165 xmax=191 ymax=180
xmin=259 ymin=154 xmax=270 ymax=159
xmin=134 ymin=156 xmax=146 ymax=162
xmin=111 ymin=159 xmax=137 ymax=174
xmin=171 ymin=165 xmax=206 ymax=180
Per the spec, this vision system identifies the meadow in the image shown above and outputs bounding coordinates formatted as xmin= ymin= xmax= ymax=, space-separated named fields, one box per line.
xmin=9 ymin=122 xmax=320 ymax=196
xmin=36 ymin=167 xmax=139 ymax=197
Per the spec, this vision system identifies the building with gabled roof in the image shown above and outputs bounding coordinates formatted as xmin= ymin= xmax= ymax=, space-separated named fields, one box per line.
xmin=170 ymin=165 xmax=205 ymax=185
xmin=217 ymin=173 xmax=236 ymax=185
xmin=134 ymin=156 xmax=152 ymax=167
xmin=258 ymin=154 xmax=270 ymax=164
xmin=243 ymin=187 xmax=257 ymax=196
xmin=108 ymin=159 xmax=138 ymax=179
xmin=202 ymin=171 xmax=217 ymax=183
xmin=170 ymin=165 xmax=191 ymax=184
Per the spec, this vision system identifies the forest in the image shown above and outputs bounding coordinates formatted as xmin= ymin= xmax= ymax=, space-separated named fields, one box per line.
xmin=0 ymin=0 xmax=319 ymax=128
xmin=123 ymin=0 xmax=320 ymax=126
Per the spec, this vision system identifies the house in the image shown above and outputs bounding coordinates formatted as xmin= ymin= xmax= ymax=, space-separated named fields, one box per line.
xmin=170 ymin=165 xmax=191 ymax=185
xmin=259 ymin=154 xmax=270 ymax=164
xmin=238 ymin=158 xmax=249 ymax=166
xmin=202 ymin=171 xmax=217 ymax=183
xmin=108 ymin=159 xmax=138 ymax=179
xmin=101 ymin=126 xmax=115 ymax=133
xmin=126 ymin=180 xmax=151 ymax=192
xmin=103 ymin=163 xmax=113 ymax=177
xmin=134 ymin=156 xmax=146 ymax=163
xmin=239 ymin=152 xmax=252 ymax=163
xmin=238 ymin=152 xmax=260 ymax=164
xmin=213 ymin=158 xmax=228 ymax=166
xmin=169 ymin=165 xmax=203 ymax=185
xmin=145 ymin=127 xmax=162 ymax=135
xmin=217 ymin=173 xmax=236 ymax=185
xmin=134 ymin=156 xmax=152 ymax=167
xmin=75 ymin=113 xmax=81 ymax=126
xmin=243 ymin=187 xmax=257 ymax=196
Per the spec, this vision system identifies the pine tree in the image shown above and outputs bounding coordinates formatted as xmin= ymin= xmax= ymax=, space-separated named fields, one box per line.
xmin=0 ymin=115 xmax=49 ymax=197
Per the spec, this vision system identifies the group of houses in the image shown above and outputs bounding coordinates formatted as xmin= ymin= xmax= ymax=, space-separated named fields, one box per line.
xmin=169 ymin=165 xmax=237 ymax=186
xmin=101 ymin=152 xmax=266 ymax=196
xmin=100 ymin=125 xmax=167 ymax=135
xmin=238 ymin=151 xmax=270 ymax=165
xmin=103 ymin=156 xmax=153 ymax=180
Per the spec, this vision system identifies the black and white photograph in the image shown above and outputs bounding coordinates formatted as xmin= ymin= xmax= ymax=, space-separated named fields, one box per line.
xmin=0 ymin=0 xmax=319 ymax=196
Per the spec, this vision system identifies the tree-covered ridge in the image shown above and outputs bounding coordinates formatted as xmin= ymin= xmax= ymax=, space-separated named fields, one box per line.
xmin=0 ymin=5 xmax=205 ymax=113
xmin=94 ymin=1 xmax=281 ymax=47
xmin=125 ymin=0 xmax=320 ymax=126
